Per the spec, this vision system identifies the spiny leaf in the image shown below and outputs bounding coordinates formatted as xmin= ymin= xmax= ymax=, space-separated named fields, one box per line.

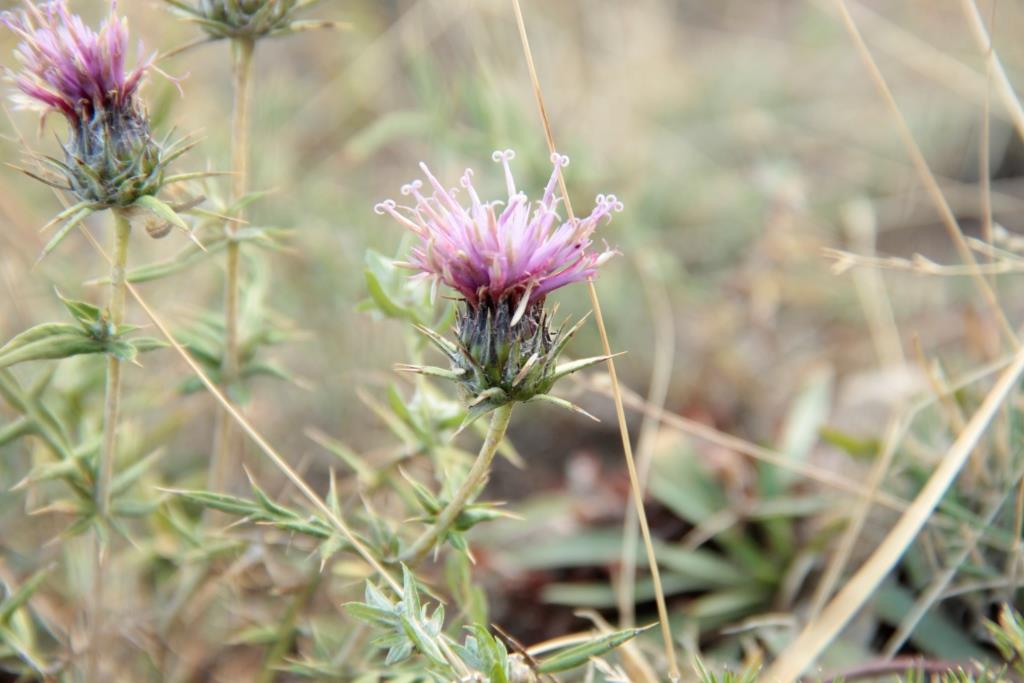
xmin=525 ymin=394 xmax=598 ymax=422
xmin=550 ymin=352 xmax=622 ymax=384
xmin=0 ymin=417 xmax=31 ymax=448
xmin=35 ymin=205 xmax=94 ymax=262
xmin=55 ymin=289 xmax=102 ymax=328
xmin=394 ymin=363 xmax=464 ymax=381
xmin=399 ymin=614 xmax=445 ymax=666
xmin=344 ymin=602 xmax=398 ymax=627
xmin=535 ymin=625 xmax=653 ymax=673
xmin=133 ymin=195 xmax=196 ymax=241
xmin=365 ymin=268 xmax=417 ymax=322
xmin=0 ymin=324 xmax=104 ymax=369
xmin=38 ymin=201 xmax=96 ymax=234
xmin=167 ymin=489 xmax=263 ymax=517
xmin=0 ymin=565 xmax=53 ymax=625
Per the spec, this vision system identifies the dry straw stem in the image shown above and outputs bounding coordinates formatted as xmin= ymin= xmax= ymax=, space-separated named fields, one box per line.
xmin=762 ymin=319 xmax=1024 ymax=682
xmin=825 ymin=246 xmax=1024 ymax=277
xmin=807 ymin=412 xmax=905 ymax=620
xmin=509 ymin=0 xmax=678 ymax=679
xmin=967 ymin=0 xmax=1024 ymax=601
xmin=824 ymin=0 xmax=1018 ymax=348
xmin=840 ymin=200 xmax=903 ymax=367
xmin=836 ymin=0 xmax=993 ymax=114
xmin=960 ymin=0 xmax=1024 ymax=142
xmin=617 ymin=255 xmax=675 ymax=631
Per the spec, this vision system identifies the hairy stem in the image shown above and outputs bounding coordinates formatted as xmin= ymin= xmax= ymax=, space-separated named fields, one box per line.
xmin=403 ymin=404 xmax=514 ymax=564
xmin=88 ymin=208 xmax=131 ymax=683
xmin=210 ymin=37 xmax=255 ymax=493
xmin=98 ymin=210 xmax=131 ymax=515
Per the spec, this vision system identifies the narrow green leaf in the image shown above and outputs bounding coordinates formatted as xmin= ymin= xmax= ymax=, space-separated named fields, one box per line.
xmin=399 ymin=614 xmax=445 ymax=666
xmin=0 ymin=566 xmax=52 ymax=625
xmin=55 ymin=290 xmax=102 ymax=328
xmin=344 ymin=602 xmax=398 ymax=627
xmin=364 ymin=268 xmax=416 ymax=322
xmin=169 ymin=489 xmax=262 ymax=517
xmin=0 ymin=417 xmax=31 ymax=447
xmin=36 ymin=205 xmax=94 ymax=262
xmin=0 ymin=324 xmax=103 ymax=369
xmin=133 ymin=194 xmax=190 ymax=232
xmin=536 ymin=626 xmax=652 ymax=673
xmin=550 ymin=353 xmax=616 ymax=383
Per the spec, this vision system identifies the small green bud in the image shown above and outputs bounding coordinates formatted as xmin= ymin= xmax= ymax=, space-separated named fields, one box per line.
xmin=196 ymin=0 xmax=302 ymax=39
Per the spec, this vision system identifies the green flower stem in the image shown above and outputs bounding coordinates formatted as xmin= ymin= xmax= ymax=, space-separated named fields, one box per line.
xmin=88 ymin=207 xmax=131 ymax=683
xmin=210 ymin=36 xmax=255 ymax=493
xmin=98 ymin=209 xmax=131 ymax=517
xmin=403 ymin=403 xmax=514 ymax=564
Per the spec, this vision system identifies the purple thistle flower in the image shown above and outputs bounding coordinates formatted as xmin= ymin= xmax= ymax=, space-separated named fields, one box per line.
xmin=2 ymin=1 xmax=176 ymax=208
xmin=380 ymin=151 xmax=622 ymax=413
xmin=375 ymin=150 xmax=620 ymax=310
xmin=3 ymin=0 xmax=151 ymax=122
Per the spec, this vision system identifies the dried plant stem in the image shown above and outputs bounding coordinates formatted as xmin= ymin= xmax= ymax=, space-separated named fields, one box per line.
xmin=618 ymin=256 xmax=674 ymax=634
xmin=807 ymin=412 xmax=905 ymax=620
xmin=87 ymin=208 xmax=131 ymax=683
xmin=827 ymin=0 xmax=1017 ymax=348
xmin=960 ymin=0 xmax=1024 ymax=142
xmin=210 ymin=36 xmax=255 ymax=493
xmin=402 ymin=404 xmax=514 ymax=564
xmin=762 ymin=344 xmax=1024 ymax=683
xmin=509 ymin=1 xmax=679 ymax=678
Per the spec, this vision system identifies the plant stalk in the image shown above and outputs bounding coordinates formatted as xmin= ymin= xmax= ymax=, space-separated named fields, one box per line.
xmin=403 ymin=404 xmax=514 ymax=564
xmin=98 ymin=210 xmax=131 ymax=516
xmin=88 ymin=207 xmax=131 ymax=683
xmin=210 ymin=36 xmax=255 ymax=493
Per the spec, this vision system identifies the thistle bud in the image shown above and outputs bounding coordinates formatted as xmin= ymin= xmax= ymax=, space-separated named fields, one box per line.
xmin=3 ymin=1 xmax=170 ymax=208
xmin=191 ymin=0 xmax=304 ymax=40
xmin=378 ymin=151 xmax=622 ymax=416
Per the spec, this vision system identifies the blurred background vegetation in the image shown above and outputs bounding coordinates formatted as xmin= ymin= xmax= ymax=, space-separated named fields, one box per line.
xmin=1 ymin=0 xmax=1024 ymax=680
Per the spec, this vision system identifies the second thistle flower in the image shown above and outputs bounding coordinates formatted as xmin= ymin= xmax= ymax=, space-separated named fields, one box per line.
xmin=377 ymin=150 xmax=621 ymax=417
xmin=175 ymin=0 xmax=312 ymax=40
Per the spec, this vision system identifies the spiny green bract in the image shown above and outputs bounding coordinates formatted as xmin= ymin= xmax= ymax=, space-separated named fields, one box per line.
xmin=454 ymin=299 xmax=559 ymax=405
xmin=62 ymin=113 xmax=166 ymax=208
xmin=409 ymin=298 xmax=607 ymax=421
xmin=194 ymin=0 xmax=305 ymax=39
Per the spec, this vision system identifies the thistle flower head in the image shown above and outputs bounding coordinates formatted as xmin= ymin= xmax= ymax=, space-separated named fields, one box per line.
xmin=3 ymin=1 xmax=177 ymax=209
xmin=382 ymin=151 xmax=621 ymax=418
xmin=376 ymin=150 xmax=620 ymax=312
xmin=189 ymin=0 xmax=305 ymax=40
xmin=2 ymin=0 xmax=150 ymax=122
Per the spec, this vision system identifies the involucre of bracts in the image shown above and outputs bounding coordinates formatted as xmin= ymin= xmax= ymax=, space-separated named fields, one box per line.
xmin=193 ymin=0 xmax=304 ymax=39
